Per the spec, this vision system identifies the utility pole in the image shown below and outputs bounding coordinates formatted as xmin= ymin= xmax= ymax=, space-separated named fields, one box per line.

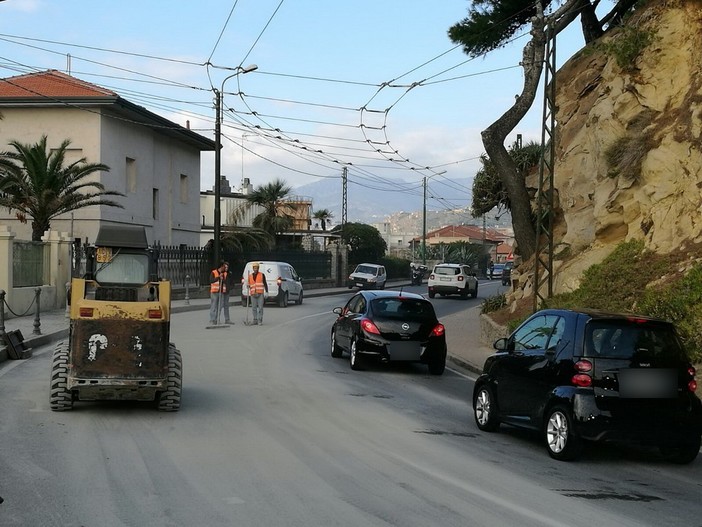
xmin=422 ymin=176 xmax=427 ymax=266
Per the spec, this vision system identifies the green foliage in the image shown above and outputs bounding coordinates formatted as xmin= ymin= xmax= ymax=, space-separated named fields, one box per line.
xmin=332 ymin=222 xmax=387 ymax=265
xmin=541 ymin=239 xmax=701 ymax=363
xmin=378 ymin=256 xmax=412 ymax=279
xmin=471 ymin=141 xmax=544 ymax=217
xmin=595 ymin=25 xmax=658 ymax=71
xmin=0 ymin=135 xmax=123 ymax=241
xmin=481 ymin=294 xmax=507 ymax=315
xmin=638 ymin=265 xmax=702 ymax=363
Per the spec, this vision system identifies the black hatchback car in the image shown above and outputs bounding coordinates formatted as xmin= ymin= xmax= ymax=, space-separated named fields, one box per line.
xmin=473 ymin=308 xmax=702 ymax=463
xmin=331 ymin=290 xmax=447 ymax=374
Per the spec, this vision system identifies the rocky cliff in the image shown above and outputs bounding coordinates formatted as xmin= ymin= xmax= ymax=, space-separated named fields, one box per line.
xmin=514 ymin=0 xmax=702 ymax=297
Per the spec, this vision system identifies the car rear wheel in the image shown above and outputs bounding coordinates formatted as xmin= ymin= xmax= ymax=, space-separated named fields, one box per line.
xmin=474 ymin=385 xmax=500 ymax=432
xmin=544 ymin=405 xmax=583 ymax=461
xmin=349 ymin=338 xmax=363 ymax=370
xmin=296 ymin=290 xmax=304 ymax=305
xmin=428 ymin=291 xmax=435 ymax=299
xmin=427 ymin=354 xmax=445 ymax=375
xmin=278 ymin=292 xmax=288 ymax=307
xmin=471 ymin=284 xmax=478 ymax=298
xmin=659 ymin=435 xmax=701 ymax=464
xmin=331 ymin=329 xmax=342 ymax=358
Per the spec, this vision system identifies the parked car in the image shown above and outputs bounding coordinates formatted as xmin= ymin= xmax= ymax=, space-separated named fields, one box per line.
xmin=241 ymin=261 xmax=303 ymax=307
xmin=330 ymin=290 xmax=447 ymax=374
xmin=501 ymin=261 xmax=514 ymax=286
xmin=427 ymin=263 xmax=478 ymax=299
xmin=473 ymin=308 xmax=702 ymax=463
xmin=347 ymin=263 xmax=387 ymax=290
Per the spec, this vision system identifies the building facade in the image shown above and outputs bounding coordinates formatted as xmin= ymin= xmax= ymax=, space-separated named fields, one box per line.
xmin=0 ymin=70 xmax=214 ymax=246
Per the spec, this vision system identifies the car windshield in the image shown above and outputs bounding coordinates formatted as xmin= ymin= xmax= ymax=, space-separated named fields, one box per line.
xmin=371 ymin=298 xmax=435 ymax=321
xmin=585 ymin=319 xmax=687 ymax=360
xmin=355 ymin=265 xmax=378 ymax=275
xmin=434 ymin=266 xmax=459 ymax=276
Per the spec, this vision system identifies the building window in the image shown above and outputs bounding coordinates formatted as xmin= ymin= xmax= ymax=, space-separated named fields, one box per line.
xmin=126 ymin=157 xmax=137 ymax=193
xmin=152 ymin=188 xmax=159 ymax=220
xmin=180 ymin=174 xmax=188 ymax=204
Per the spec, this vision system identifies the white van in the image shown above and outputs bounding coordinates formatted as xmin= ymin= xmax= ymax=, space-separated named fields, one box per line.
xmin=347 ymin=263 xmax=387 ymax=290
xmin=241 ymin=261 xmax=303 ymax=307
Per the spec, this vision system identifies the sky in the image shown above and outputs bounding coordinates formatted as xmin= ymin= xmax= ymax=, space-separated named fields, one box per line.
xmin=0 ymin=0 xmax=595 ymax=214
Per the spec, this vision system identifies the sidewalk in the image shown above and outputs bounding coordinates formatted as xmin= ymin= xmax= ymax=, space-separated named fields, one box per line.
xmin=0 ymin=280 xmax=495 ymax=376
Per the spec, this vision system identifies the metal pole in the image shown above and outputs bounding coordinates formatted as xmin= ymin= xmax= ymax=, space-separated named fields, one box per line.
xmin=184 ymin=274 xmax=190 ymax=305
xmin=213 ymin=88 xmax=222 ymax=268
xmin=422 ymin=176 xmax=427 ymax=266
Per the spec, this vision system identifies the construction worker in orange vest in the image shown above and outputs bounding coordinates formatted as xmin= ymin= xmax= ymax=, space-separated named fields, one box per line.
xmin=208 ymin=261 xmax=233 ymax=326
xmin=247 ymin=262 xmax=269 ymax=325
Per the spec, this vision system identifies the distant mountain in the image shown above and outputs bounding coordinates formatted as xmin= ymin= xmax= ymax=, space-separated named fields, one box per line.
xmin=293 ymin=176 xmax=474 ymax=224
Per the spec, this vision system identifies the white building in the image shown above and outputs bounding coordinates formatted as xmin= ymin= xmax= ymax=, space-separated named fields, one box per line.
xmin=0 ymin=70 xmax=214 ymax=246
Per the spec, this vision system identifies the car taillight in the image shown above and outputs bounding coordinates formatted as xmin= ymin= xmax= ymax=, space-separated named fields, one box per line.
xmin=360 ymin=318 xmax=381 ymax=335
xmin=431 ymin=323 xmax=445 ymax=337
xmin=572 ymin=359 xmax=593 ymax=387
xmin=429 ymin=274 xmax=435 ymax=280
xmin=688 ymin=366 xmax=697 ymax=393
xmin=457 ymin=276 xmax=464 ymax=282
xmin=277 ymin=277 xmax=282 ymax=286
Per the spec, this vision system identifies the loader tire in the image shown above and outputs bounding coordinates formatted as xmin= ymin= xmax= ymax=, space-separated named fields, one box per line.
xmin=50 ymin=341 xmax=73 ymax=411
xmin=158 ymin=344 xmax=182 ymax=411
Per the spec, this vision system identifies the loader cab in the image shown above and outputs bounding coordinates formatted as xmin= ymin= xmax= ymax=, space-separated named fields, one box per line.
xmin=82 ymin=225 xmax=161 ymax=302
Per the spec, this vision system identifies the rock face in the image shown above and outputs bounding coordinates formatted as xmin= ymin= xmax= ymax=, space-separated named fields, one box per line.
xmin=541 ymin=1 xmax=702 ymax=294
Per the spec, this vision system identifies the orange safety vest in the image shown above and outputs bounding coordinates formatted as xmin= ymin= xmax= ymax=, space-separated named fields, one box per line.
xmin=248 ymin=272 xmax=265 ymax=295
xmin=210 ymin=270 xmax=228 ymax=294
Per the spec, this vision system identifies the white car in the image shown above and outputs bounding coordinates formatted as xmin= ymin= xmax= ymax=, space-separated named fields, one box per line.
xmin=347 ymin=263 xmax=387 ymax=290
xmin=241 ymin=261 xmax=303 ymax=307
xmin=427 ymin=263 xmax=478 ymax=299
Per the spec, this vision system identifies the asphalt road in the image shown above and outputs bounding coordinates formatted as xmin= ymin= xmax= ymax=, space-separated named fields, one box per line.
xmin=0 ymin=293 xmax=700 ymax=526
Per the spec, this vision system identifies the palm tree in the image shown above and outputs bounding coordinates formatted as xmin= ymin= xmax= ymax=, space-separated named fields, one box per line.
xmin=230 ymin=178 xmax=299 ymax=238
xmin=313 ymin=208 xmax=333 ymax=230
xmin=0 ymin=136 xmax=125 ymax=240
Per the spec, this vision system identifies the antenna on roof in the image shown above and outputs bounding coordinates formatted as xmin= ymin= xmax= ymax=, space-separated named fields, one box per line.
xmin=67 ymin=54 xmax=71 ymax=75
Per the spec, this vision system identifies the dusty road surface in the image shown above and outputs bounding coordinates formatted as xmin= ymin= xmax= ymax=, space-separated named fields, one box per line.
xmin=1 ymin=293 xmax=700 ymax=526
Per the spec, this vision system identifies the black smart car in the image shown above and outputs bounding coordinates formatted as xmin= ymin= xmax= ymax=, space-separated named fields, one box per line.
xmin=331 ymin=290 xmax=447 ymax=374
xmin=473 ymin=308 xmax=702 ymax=463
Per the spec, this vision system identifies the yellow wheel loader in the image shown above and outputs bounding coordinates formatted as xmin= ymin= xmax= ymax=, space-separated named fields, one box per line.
xmin=50 ymin=225 xmax=182 ymax=411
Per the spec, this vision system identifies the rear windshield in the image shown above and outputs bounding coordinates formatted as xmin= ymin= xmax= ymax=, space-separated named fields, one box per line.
xmin=434 ymin=266 xmax=459 ymax=276
xmin=95 ymin=253 xmax=150 ymax=285
xmin=371 ymin=298 xmax=436 ymax=321
xmin=584 ymin=319 xmax=687 ymax=361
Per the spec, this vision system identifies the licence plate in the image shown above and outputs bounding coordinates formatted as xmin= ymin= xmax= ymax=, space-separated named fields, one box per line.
xmin=440 ymin=277 xmax=451 ymax=281
xmin=356 ymin=282 xmax=364 ymax=287
xmin=618 ymin=369 xmax=677 ymax=398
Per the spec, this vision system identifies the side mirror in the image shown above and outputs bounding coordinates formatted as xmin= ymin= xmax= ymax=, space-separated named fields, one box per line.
xmin=493 ymin=337 xmax=509 ymax=351
xmin=333 ymin=307 xmax=343 ymax=315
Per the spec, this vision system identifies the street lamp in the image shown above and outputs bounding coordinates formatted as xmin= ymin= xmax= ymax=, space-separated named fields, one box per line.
xmin=422 ymin=170 xmax=446 ymax=265
xmin=213 ymin=64 xmax=258 ymax=266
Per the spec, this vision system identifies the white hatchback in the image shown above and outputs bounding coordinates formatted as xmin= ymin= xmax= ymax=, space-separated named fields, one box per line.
xmin=427 ymin=263 xmax=478 ymax=299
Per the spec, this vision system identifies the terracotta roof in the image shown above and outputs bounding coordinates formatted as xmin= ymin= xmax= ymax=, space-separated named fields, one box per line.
xmin=0 ymin=69 xmax=116 ymax=98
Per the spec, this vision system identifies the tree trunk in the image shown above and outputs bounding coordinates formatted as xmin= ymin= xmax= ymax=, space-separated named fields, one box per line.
xmin=31 ymin=219 xmax=49 ymax=241
xmin=481 ymin=16 xmax=547 ymax=261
